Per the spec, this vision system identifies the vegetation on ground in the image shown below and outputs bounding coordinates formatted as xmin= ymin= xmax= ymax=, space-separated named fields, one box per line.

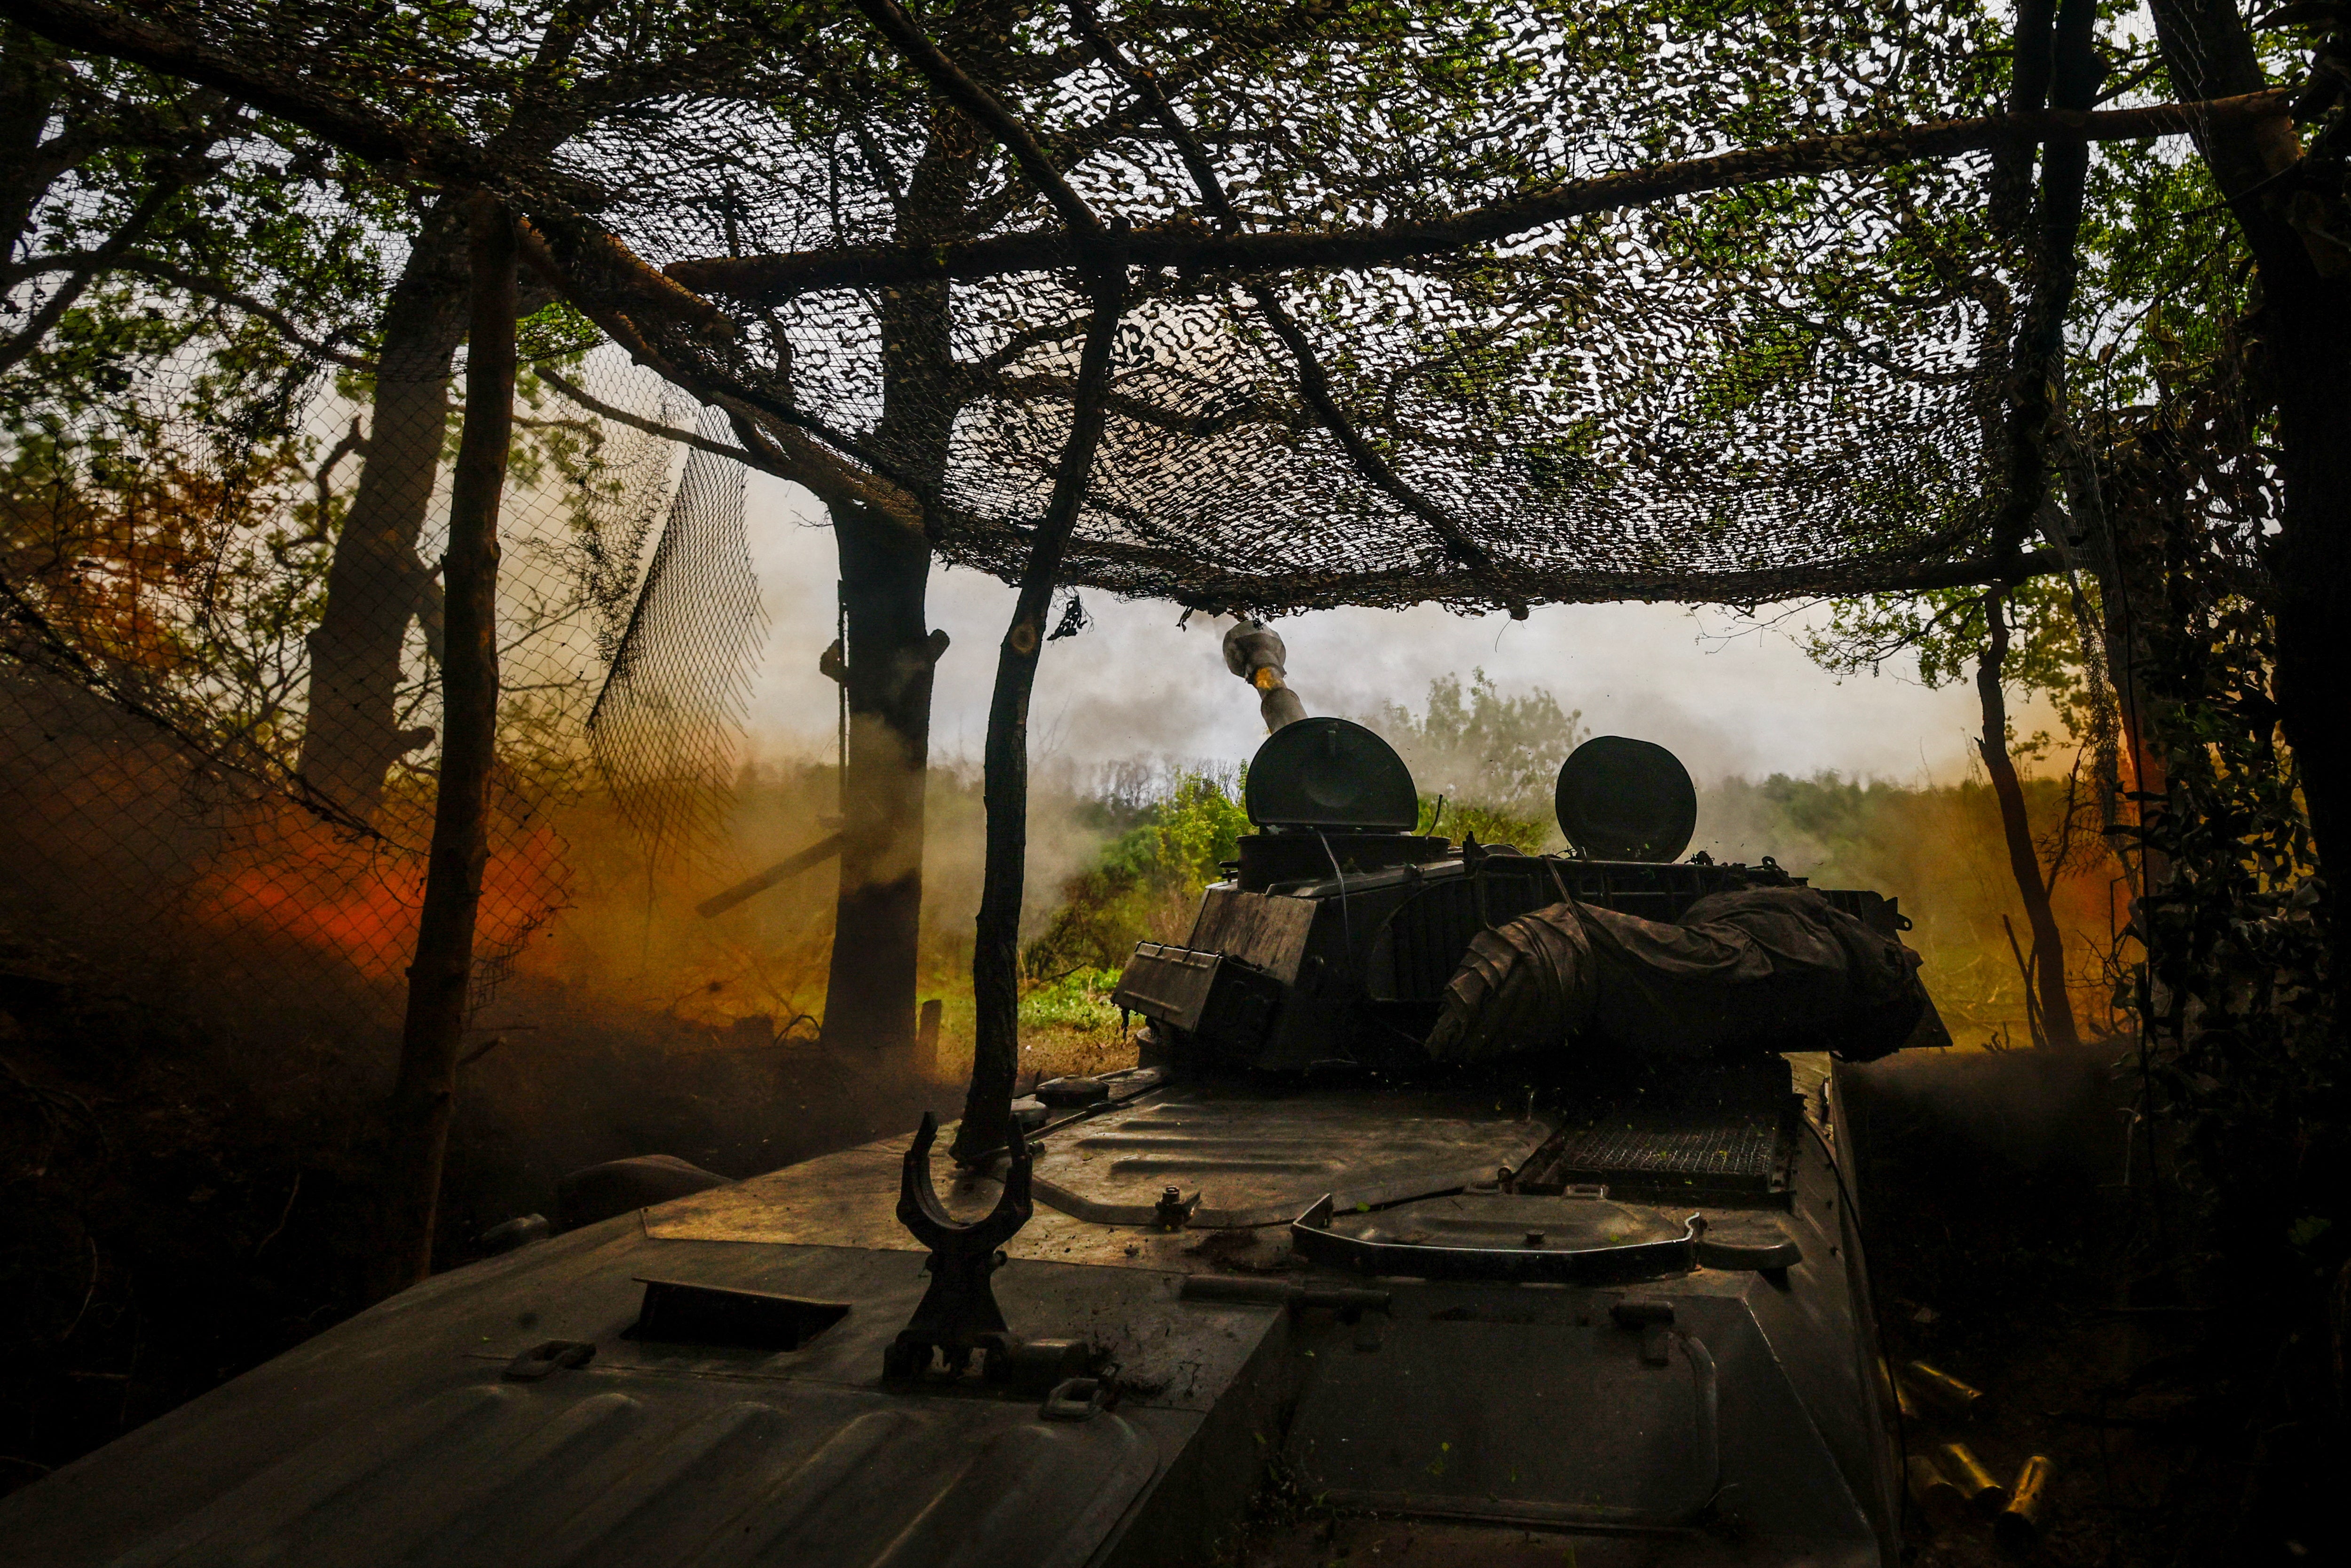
xmin=1021 ymin=769 xmax=1252 ymax=980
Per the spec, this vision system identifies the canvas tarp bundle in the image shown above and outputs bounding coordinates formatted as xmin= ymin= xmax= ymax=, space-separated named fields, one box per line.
xmin=1424 ymin=887 xmax=1925 ymax=1065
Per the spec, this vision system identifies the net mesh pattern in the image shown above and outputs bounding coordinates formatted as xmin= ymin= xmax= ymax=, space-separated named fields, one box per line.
xmin=12 ymin=0 xmax=2043 ymax=613
xmin=587 ymin=406 xmax=766 ymax=867
xmin=2 ymin=0 xmax=2091 ymax=1022
xmin=610 ymin=3 xmax=2023 ymax=615
xmin=1 ymin=326 xmax=754 ymax=1022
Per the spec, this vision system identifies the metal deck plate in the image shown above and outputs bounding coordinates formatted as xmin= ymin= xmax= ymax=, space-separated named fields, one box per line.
xmin=1023 ymin=1087 xmax=1556 ymax=1227
xmin=1282 ymin=1288 xmax=1878 ymax=1547
xmin=98 ymin=1377 xmax=1162 ymax=1568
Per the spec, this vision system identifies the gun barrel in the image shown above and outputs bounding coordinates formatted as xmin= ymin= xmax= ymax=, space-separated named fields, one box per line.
xmin=1222 ymin=616 xmax=1306 ymax=732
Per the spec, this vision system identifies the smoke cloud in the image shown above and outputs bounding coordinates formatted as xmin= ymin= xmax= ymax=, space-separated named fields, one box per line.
xmin=742 ymin=478 xmax=2067 ymax=789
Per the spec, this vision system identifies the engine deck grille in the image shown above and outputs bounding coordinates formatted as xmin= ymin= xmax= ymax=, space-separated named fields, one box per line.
xmin=1520 ymin=1113 xmax=1793 ymax=1196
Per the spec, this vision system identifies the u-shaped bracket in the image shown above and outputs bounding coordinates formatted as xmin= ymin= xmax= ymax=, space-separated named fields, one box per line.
xmin=884 ymin=1111 xmax=1037 ymax=1379
xmin=896 ymin=1110 xmax=1033 ymax=1249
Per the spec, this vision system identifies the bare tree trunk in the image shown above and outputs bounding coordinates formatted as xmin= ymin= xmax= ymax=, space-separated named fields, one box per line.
xmin=815 ymin=123 xmax=976 ymax=1053
xmin=820 ymin=501 xmax=939 ymax=1050
xmin=953 ymin=273 xmax=1123 ymax=1164
xmin=299 ymin=194 xmax=471 ymax=820
xmin=1979 ymin=590 xmax=2082 ymax=1050
xmin=371 ymin=194 xmax=513 ymax=1299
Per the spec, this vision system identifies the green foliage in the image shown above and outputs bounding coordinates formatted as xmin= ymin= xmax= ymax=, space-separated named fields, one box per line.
xmin=1741 ymin=771 xmax=1917 ymax=851
xmin=2118 ymin=528 xmax=2337 ymax=1278
xmin=1022 ymin=772 xmax=1250 ymax=977
xmin=1420 ymin=796 xmax=1549 ymax=854
xmin=1017 ymin=966 xmax=1123 ymax=1032
xmin=4 ymin=26 xmax=399 ymax=438
xmin=1025 ymin=671 xmax=1585 ymax=975
xmin=1370 ymin=669 xmax=1582 ymax=829
xmin=1 ymin=23 xmax=414 ymax=770
xmin=1143 ymin=771 xmax=1254 ymax=892
xmin=1802 ymin=577 xmax=2098 ymax=754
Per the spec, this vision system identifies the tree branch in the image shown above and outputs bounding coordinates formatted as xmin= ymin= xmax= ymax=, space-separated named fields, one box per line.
xmin=1241 ymin=284 xmax=1528 ymax=616
xmin=0 ymin=172 xmax=182 ymax=375
xmin=508 ymin=212 xmax=916 ymax=520
xmin=1067 ymin=3 xmax=1525 ymax=615
xmin=671 ymin=90 xmax=2293 ymax=303
xmin=0 ymin=0 xmax=484 ymax=175
xmin=847 ymin=0 xmax=1104 ymax=244
xmin=1018 ymin=536 xmax=2071 ymax=615
xmin=532 ymin=366 xmax=766 ymax=466
xmin=112 ymin=257 xmax=374 ymax=369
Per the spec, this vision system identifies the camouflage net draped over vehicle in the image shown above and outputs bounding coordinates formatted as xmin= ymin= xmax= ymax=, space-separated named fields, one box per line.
xmin=0 ymin=0 xmax=2234 ymax=1017
xmin=3 ymin=0 xmax=2113 ymax=617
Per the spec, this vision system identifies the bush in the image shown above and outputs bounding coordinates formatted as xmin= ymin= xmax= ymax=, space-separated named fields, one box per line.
xmin=1017 ymin=966 xmax=1124 ymax=1032
xmin=1421 ymin=795 xmax=1550 ymax=852
xmin=1023 ymin=772 xmax=1249 ymax=977
xmin=1371 ymin=669 xmax=1583 ymax=827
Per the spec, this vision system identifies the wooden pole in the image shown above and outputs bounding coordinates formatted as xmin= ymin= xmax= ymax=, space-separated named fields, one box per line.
xmin=371 ymin=190 xmax=514 ymax=1297
xmin=952 ymin=267 xmax=1125 ymax=1164
xmin=916 ymin=998 xmax=943 ymax=1079
xmin=694 ymin=831 xmax=846 ymax=919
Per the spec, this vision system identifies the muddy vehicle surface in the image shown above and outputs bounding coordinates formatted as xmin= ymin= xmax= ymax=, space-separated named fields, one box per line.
xmin=2 ymin=724 xmax=1938 ymax=1568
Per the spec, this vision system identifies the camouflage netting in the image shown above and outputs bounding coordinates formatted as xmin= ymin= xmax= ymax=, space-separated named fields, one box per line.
xmin=8 ymin=0 xmax=2109 ymax=618
xmin=570 ymin=0 xmax=2036 ymax=613
xmin=1 ymin=0 xmax=2240 ymax=1016
xmin=0 ymin=311 xmax=757 ymax=1016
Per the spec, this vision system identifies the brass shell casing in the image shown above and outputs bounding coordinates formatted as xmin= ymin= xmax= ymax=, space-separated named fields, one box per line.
xmin=1904 ymin=1358 xmax=1987 ymax=1418
xmin=1942 ymin=1441 xmax=2010 ymax=1514
xmin=1905 ymin=1454 xmax=1969 ymax=1533
xmin=1995 ymin=1455 xmax=2053 ymax=1550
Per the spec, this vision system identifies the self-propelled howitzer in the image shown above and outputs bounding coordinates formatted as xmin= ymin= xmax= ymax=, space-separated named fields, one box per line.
xmin=0 ymin=717 xmax=1941 ymax=1568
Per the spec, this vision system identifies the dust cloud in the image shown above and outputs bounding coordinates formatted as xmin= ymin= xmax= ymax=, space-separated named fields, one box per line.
xmin=0 ymin=477 xmax=2122 ymax=1258
xmin=742 ymin=476 xmax=2116 ymax=1056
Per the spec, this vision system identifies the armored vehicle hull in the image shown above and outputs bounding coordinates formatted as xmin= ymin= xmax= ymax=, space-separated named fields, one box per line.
xmin=3 ymin=728 xmax=1919 ymax=1566
xmin=0 ymin=1055 xmax=1897 ymax=1568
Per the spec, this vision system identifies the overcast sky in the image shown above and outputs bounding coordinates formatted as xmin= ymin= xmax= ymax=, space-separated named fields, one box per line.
xmin=740 ymin=474 xmax=2044 ymax=789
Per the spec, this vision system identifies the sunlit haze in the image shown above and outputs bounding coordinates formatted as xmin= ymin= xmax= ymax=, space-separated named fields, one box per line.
xmin=742 ymin=475 xmax=2055 ymax=799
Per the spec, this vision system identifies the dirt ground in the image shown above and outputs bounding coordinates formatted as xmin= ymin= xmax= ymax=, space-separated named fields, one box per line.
xmin=1840 ymin=1042 xmax=2336 ymax=1568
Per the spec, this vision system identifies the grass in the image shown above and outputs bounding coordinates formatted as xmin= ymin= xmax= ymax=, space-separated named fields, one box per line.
xmin=1018 ymin=966 xmax=1124 ymax=1032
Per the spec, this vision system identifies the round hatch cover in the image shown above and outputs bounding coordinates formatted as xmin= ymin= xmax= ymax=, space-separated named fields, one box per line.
xmin=1244 ymin=717 xmax=1419 ymax=832
xmin=1554 ymin=736 xmax=1697 ymax=861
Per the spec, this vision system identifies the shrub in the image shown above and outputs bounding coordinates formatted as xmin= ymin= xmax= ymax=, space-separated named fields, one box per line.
xmin=1023 ymin=772 xmax=1249 ymax=977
